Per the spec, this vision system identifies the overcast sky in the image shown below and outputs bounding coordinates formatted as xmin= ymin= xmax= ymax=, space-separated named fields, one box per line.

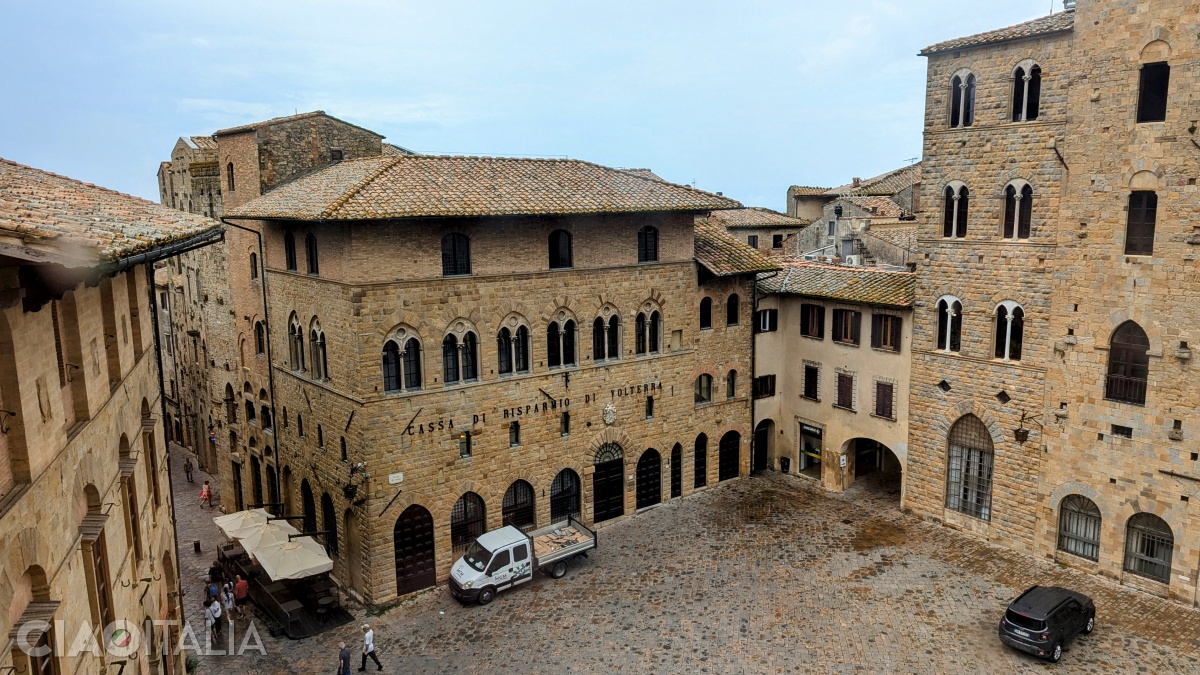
xmin=1 ymin=1 xmax=1065 ymax=209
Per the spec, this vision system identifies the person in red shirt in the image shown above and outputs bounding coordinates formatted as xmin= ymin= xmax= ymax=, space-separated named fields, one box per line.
xmin=233 ymin=574 xmax=250 ymax=619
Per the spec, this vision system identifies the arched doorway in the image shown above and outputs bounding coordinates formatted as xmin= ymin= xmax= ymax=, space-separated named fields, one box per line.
xmin=502 ymin=480 xmax=536 ymax=530
xmin=344 ymin=509 xmax=363 ymax=594
xmin=670 ymin=444 xmax=682 ymax=498
xmin=593 ymin=443 xmax=625 ymax=523
xmin=753 ymin=420 xmax=774 ymax=474
xmin=843 ymin=437 xmax=902 ymax=498
xmin=550 ymin=469 xmax=581 ymax=521
xmin=393 ymin=504 xmax=436 ymax=596
xmin=636 ymin=448 xmax=661 ymax=509
xmin=718 ymin=431 xmax=740 ymax=481
xmin=451 ymin=492 xmax=486 ymax=553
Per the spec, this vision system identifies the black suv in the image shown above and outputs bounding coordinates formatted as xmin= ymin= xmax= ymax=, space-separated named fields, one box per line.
xmin=998 ymin=586 xmax=1095 ymax=663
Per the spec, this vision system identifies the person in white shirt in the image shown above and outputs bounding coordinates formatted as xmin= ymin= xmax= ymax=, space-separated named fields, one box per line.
xmin=204 ymin=599 xmax=223 ymax=642
xmin=360 ymin=623 xmax=382 ymax=671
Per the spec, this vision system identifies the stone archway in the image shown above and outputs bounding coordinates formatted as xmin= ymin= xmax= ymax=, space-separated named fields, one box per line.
xmin=592 ymin=443 xmax=625 ymax=523
xmin=753 ymin=420 xmax=774 ymax=474
xmin=841 ymin=437 xmax=903 ymax=500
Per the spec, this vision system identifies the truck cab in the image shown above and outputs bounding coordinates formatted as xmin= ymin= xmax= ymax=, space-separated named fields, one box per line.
xmin=450 ymin=526 xmax=533 ymax=604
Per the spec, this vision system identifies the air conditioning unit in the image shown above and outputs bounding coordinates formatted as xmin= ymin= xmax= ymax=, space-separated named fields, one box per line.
xmin=844 ymin=255 xmax=862 ymax=266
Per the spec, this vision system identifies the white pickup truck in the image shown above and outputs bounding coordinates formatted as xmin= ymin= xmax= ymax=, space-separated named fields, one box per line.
xmin=449 ymin=515 xmax=597 ymax=605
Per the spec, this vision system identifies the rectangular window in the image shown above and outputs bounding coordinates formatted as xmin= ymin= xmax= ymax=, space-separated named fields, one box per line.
xmin=1111 ymin=424 xmax=1133 ymax=439
xmin=835 ymin=372 xmax=854 ymax=410
xmin=1125 ymin=191 xmax=1157 ymax=256
xmin=645 ymin=396 xmax=654 ymax=419
xmin=752 ymin=375 xmax=776 ymax=399
xmin=827 ymin=221 xmax=836 ymax=236
xmin=800 ymin=304 xmax=824 ymax=339
xmin=1136 ymin=62 xmax=1170 ymax=123
xmin=747 ymin=235 xmax=759 ymax=248
xmin=772 ymin=234 xmax=784 ymax=249
xmin=91 ymin=532 xmax=114 ymax=627
xmin=874 ymin=381 xmax=895 ymax=420
xmin=458 ymin=431 xmax=472 ymax=458
xmin=871 ymin=314 xmax=901 ymax=352
xmin=754 ymin=309 xmax=778 ymax=333
xmin=561 ymin=411 xmax=570 ymax=436
xmin=802 ymin=365 xmax=819 ymax=400
xmin=832 ymin=309 xmax=861 ymax=345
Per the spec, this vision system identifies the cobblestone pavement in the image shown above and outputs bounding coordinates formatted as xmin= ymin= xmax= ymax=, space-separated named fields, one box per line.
xmin=171 ymin=448 xmax=1200 ymax=674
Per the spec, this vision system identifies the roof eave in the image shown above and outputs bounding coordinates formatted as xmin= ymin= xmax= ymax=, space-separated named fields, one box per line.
xmin=919 ymin=26 xmax=1073 ymax=56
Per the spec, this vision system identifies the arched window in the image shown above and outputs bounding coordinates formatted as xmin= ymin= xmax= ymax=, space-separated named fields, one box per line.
xmin=549 ymin=469 xmax=581 ymax=521
xmin=1012 ymin=64 xmax=1042 ymax=122
xmin=321 ymin=493 xmax=338 ymax=555
xmin=548 ymin=229 xmax=572 ymax=269
xmin=1124 ymin=513 xmax=1173 ymax=583
xmin=699 ymin=298 xmax=712 ymax=330
xmin=993 ymin=303 xmax=1024 ymax=361
xmin=1057 ymin=495 xmax=1101 ymax=561
xmin=442 ymin=334 xmax=459 ymax=384
xmin=462 ymin=331 xmax=479 ymax=380
xmin=305 ymin=233 xmax=319 ymax=276
xmin=250 ymin=252 xmax=259 ymax=280
xmin=246 ymin=400 xmax=256 ymax=424
xmin=726 ymin=294 xmax=739 ymax=326
xmin=607 ymin=316 xmax=620 ymax=360
xmin=254 ymin=321 xmax=265 ymax=356
xmin=637 ymin=226 xmax=659 ymax=263
xmin=935 ymin=297 xmax=963 ymax=352
xmin=284 ymin=232 xmax=297 ymax=272
xmin=1003 ymin=183 xmax=1033 ymax=239
xmin=403 ymin=338 xmax=422 ymax=390
xmin=227 ymin=162 xmax=235 ymax=191
xmin=726 ymin=370 xmax=737 ymax=399
xmin=509 ymin=421 xmax=520 ymax=447
xmin=949 ymin=72 xmax=976 ymax=128
xmin=694 ymin=374 xmax=713 ymax=404
xmin=649 ymin=311 xmax=661 ymax=353
xmin=497 ymin=327 xmax=513 ymax=375
xmin=1125 ymin=191 xmax=1158 ymax=256
xmin=441 ymin=233 xmax=471 ymax=276
xmin=694 ymin=433 xmax=708 ymax=488
xmin=260 ymin=405 xmax=272 ymax=430
xmin=942 ymin=185 xmax=969 ymax=238
xmin=513 ymin=326 xmax=529 ymax=374
xmin=1105 ymin=321 xmax=1149 ymax=405
xmin=635 ymin=313 xmax=647 ymax=355
xmin=310 ymin=320 xmax=328 ymax=380
xmin=225 ymin=384 xmax=237 ymax=422
xmin=502 ymin=480 xmax=535 ymax=530
xmin=945 ymin=414 xmax=994 ymax=521
xmin=382 ymin=341 xmax=401 ymax=393
xmin=451 ymin=492 xmax=486 ymax=553
xmin=288 ymin=314 xmax=305 ymax=371
xmin=547 ymin=320 xmax=576 ymax=368
xmin=592 ymin=318 xmax=606 ymax=361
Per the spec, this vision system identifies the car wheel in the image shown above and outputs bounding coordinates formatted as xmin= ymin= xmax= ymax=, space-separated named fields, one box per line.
xmin=550 ymin=562 xmax=568 ymax=579
xmin=1083 ymin=614 xmax=1095 ymax=635
xmin=1049 ymin=642 xmax=1062 ymax=663
xmin=477 ymin=587 xmax=496 ymax=606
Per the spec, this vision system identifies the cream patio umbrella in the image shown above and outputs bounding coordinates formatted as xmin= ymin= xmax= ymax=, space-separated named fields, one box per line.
xmin=236 ymin=520 xmax=300 ymax=555
xmin=212 ymin=508 xmax=270 ymax=540
xmin=253 ymin=537 xmax=334 ymax=581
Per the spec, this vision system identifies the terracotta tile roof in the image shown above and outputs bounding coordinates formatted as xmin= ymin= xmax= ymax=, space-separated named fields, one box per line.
xmin=867 ymin=226 xmax=919 ymax=252
xmin=189 ymin=136 xmax=217 ymax=151
xmin=0 ymin=157 xmax=222 ymax=267
xmin=921 ymin=9 xmax=1074 ymax=55
xmin=827 ymin=163 xmax=921 ymax=196
xmin=213 ymin=110 xmax=384 ymax=139
xmin=227 ymin=155 xmax=742 ymax=220
xmin=694 ymin=221 xmax=781 ymax=277
xmin=788 ymin=186 xmax=829 ymax=196
xmin=840 ymin=194 xmax=902 ymax=218
xmin=382 ymin=143 xmax=417 ymax=156
xmin=707 ymin=207 xmax=811 ymax=229
xmin=759 ymin=261 xmax=915 ymax=307
xmin=620 ymin=168 xmax=662 ymax=181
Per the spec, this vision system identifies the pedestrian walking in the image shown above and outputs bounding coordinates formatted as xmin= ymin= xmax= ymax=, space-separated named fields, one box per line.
xmin=183 ymin=457 xmax=194 ymax=482
xmin=204 ymin=599 xmax=222 ymax=642
xmin=221 ymin=584 xmax=235 ymax=627
xmin=338 ymin=641 xmax=352 ymax=675
xmin=199 ymin=480 xmax=212 ymax=508
xmin=359 ymin=623 xmax=382 ymax=671
xmin=205 ymin=577 xmax=219 ymax=603
xmin=233 ymin=574 xmax=250 ymax=619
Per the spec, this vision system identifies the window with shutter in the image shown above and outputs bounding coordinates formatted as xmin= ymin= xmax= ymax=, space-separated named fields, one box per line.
xmin=875 ymin=381 xmax=894 ymax=419
xmin=755 ymin=309 xmax=778 ymax=333
xmin=802 ymin=365 xmax=819 ymax=400
xmin=872 ymin=314 xmax=900 ymax=352
xmin=835 ymin=373 xmax=854 ymax=410
xmin=800 ymin=304 xmax=823 ymax=339
xmin=833 ymin=309 xmax=860 ymax=345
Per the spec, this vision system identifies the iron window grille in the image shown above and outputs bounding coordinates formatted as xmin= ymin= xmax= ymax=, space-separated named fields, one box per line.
xmin=1057 ymin=495 xmax=1101 ymax=561
xmin=1124 ymin=513 xmax=1173 ymax=583
xmin=945 ymin=415 xmax=994 ymax=521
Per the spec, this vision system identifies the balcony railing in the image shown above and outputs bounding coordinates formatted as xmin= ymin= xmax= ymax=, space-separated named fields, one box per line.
xmin=1105 ymin=374 xmax=1147 ymax=405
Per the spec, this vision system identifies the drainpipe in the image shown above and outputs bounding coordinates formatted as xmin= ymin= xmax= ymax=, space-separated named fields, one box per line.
xmin=749 ymin=269 xmax=779 ymax=475
xmin=219 ymin=218 xmax=283 ymax=514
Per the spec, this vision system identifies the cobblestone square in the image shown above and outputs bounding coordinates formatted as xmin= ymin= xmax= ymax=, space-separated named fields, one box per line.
xmin=173 ymin=447 xmax=1200 ymax=674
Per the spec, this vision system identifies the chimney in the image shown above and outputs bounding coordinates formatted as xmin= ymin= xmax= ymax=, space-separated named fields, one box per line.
xmin=852 ymin=177 xmax=861 ymax=187
xmin=1063 ymin=0 xmax=1075 ymax=8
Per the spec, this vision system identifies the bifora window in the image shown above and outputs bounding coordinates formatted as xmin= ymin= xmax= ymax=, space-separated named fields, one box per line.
xmin=382 ymin=337 xmax=422 ymax=393
xmin=547 ymin=320 xmax=577 ymax=368
xmin=936 ymin=297 xmax=963 ymax=352
xmin=993 ymin=303 xmax=1024 ymax=361
xmin=1125 ymin=191 xmax=1158 ymax=256
xmin=497 ymin=325 xmax=530 ymax=375
xmin=949 ymin=72 xmax=976 ymax=128
xmin=1003 ymin=183 xmax=1033 ymax=239
xmin=1124 ymin=513 xmax=1173 ymax=583
xmin=1011 ymin=64 xmax=1041 ymax=122
xmin=942 ymin=185 xmax=969 ymax=238
xmin=1057 ymin=495 xmax=1101 ymax=561
xmin=945 ymin=414 xmax=994 ymax=521
xmin=634 ymin=311 xmax=660 ymax=355
xmin=443 ymin=331 xmax=479 ymax=384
